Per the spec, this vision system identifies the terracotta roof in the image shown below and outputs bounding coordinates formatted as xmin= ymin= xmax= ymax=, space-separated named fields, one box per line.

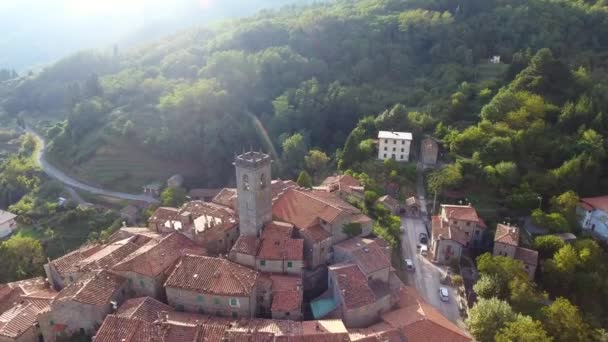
xmin=348 ymin=323 xmax=403 ymax=342
xmin=94 ymin=315 xmax=162 ymax=342
xmin=184 ymin=201 xmax=238 ymax=234
xmin=165 ymin=255 xmax=258 ymax=297
xmin=334 ymin=238 xmax=391 ymax=275
xmin=55 ymin=270 xmax=126 ymax=306
xmin=48 ymin=244 xmax=104 ymax=276
xmin=77 ymin=237 xmax=146 ymax=273
xmin=0 ymin=210 xmax=16 ymax=225
xmin=580 ymin=196 xmax=608 ymax=212
xmin=107 ymin=227 xmax=161 ymax=243
xmin=232 ymin=235 xmax=260 ymax=256
xmin=329 ymin=264 xmax=376 ymax=310
xmin=301 ymin=319 xmax=349 ymax=340
xmin=272 ymin=180 xmax=299 ymax=201
xmin=189 ymin=188 xmax=222 ymax=199
xmin=149 ymin=207 xmax=181 ymax=223
xmin=6 ymin=277 xmax=48 ymax=296
xmin=381 ymin=287 xmax=470 ymax=342
xmin=271 ymin=276 xmax=302 ymax=313
xmin=494 ymin=224 xmax=520 ymax=246
xmin=514 ymin=247 xmax=538 ymax=267
xmin=441 ymin=205 xmax=483 ymax=225
xmin=431 ymin=216 xmax=469 ymax=246
xmin=116 ymin=297 xmax=173 ymax=323
xmin=299 ymin=225 xmax=332 ymax=242
xmin=112 ymin=233 xmax=205 ymax=277
xmin=319 ymin=175 xmax=363 ymax=195
xmin=212 ymin=188 xmax=238 ymax=210
xmin=273 ymin=189 xmax=360 ymax=230
xmin=258 ymin=222 xmax=304 ymax=261
xmin=0 ymin=299 xmax=50 ymax=338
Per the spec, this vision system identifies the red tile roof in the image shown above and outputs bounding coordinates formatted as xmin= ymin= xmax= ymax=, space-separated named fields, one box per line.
xmin=258 ymin=222 xmax=303 ymax=261
xmin=348 ymin=323 xmax=403 ymax=342
xmin=320 ymin=175 xmax=362 ymax=195
xmin=48 ymin=244 xmax=104 ymax=276
xmin=149 ymin=207 xmax=181 ymax=224
xmin=107 ymin=227 xmax=161 ymax=243
xmin=494 ymin=224 xmax=520 ymax=246
xmin=6 ymin=277 xmax=48 ymax=296
xmin=0 ymin=299 xmax=51 ymax=338
xmin=116 ymin=297 xmax=173 ymax=323
xmin=271 ymin=276 xmax=302 ymax=313
xmin=165 ymin=255 xmax=258 ymax=297
xmin=212 ymin=188 xmax=238 ymax=210
xmin=232 ymin=235 xmax=260 ymax=256
xmin=381 ymin=287 xmax=471 ymax=342
xmin=580 ymin=196 xmax=608 ymax=212
xmin=514 ymin=247 xmax=539 ymax=267
xmin=189 ymin=188 xmax=222 ymax=200
xmin=441 ymin=205 xmax=483 ymax=226
xmin=273 ymin=189 xmax=361 ymax=230
xmin=299 ymin=225 xmax=332 ymax=242
xmin=112 ymin=233 xmax=205 ymax=278
xmin=329 ymin=264 xmax=376 ymax=310
xmin=55 ymin=270 xmax=126 ymax=306
xmin=94 ymin=315 xmax=162 ymax=342
xmin=334 ymin=238 xmax=391 ymax=275
xmin=77 ymin=238 xmax=145 ymax=273
xmin=431 ymin=216 xmax=469 ymax=246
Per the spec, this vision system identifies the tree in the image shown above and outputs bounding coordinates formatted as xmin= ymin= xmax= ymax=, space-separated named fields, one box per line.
xmin=508 ymin=276 xmax=545 ymax=316
xmin=427 ymin=163 xmax=463 ymax=194
xmin=466 ymin=298 xmax=517 ymax=342
xmin=550 ymin=191 xmax=580 ymax=229
xmin=495 ymin=315 xmax=553 ymax=342
xmin=0 ymin=235 xmax=45 ymax=282
xmin=534 ymin=235 xmax=565 ymax=259
xmin=296 ymin=170 xmax=313 ymax=188
xmin=160 ymin=187 xmax=186 ymax=207
xmin=342 ymin=222 xmax=362 ymax=238
xmin=540 ymin=298 xmax=589 ymax=342
xmin=476 ymin=253 xmax=528 ymax=298
xmin=305 ymin=149 xmax=330 ymax=178
xmin=281 ymin=133 xmax=308 ymax=178
xmin=531 ymin=209 xmax=570 ymax=233
xmin=473 ymin=275 xmax=502 ymax=299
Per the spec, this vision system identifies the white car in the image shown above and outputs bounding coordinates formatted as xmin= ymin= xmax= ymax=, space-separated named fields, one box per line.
xmin=405 ymin=259 xmax=415 ymax=271
xmin=439 ymin=287 xmax=449 ymax=302
xmin=419 ymin=244 xmax=428 ymax=256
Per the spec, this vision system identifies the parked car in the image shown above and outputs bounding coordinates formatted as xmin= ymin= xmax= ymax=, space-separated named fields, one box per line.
xmin=405 ymin=259 xmax=415 ymax=271
xmin=439 ymin=287 xmax=449 ymax=302
xmin=419 ymin=233 xmax=428 ymax=244
xmin=420 ymin=244 xmax=428 ymax=256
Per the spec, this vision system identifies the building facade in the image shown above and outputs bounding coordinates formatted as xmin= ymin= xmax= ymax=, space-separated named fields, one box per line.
xmin=578 ymin=196 xmax=608 ymax=240
xmin=234 ymin=152 xmax=273 ymax=237
xmin=377 ymin=131 xmax=412 ymax=162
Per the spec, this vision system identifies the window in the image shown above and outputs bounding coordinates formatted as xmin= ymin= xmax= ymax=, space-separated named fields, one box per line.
xmin=198 ymin=307 xmax=205 ymax=314
xmin=393 ymin=140 xmax=397 ymax=144
xmin=384 ymin=146 xmax=387 ymax=151
xmin=384 ymin=139 xmax=387 ymax=143
xmin=50 ymin=320 xmax=54 ymax=326
xmin=465 ymin=232 xmax=470 ymax=237
xmin=402 ymin=140 xmax=405 ymax=145
xmin=286 ymin=312 xmax=290 ymax=316
xmin=401 ymin=148 xmax=404 ymax=152
xmin=230 ymin=298 xmax=239 ymax=307
xmin=453 ymin=220 xmax=458 ymax=225
xmin=401 ymin=155 xmax=404 ymax=160
xmin=392 ymin=147 xmax=396 ymax=151
xmin=475 ymin=230 xmax=480 ymax=235
xmin=383 ymin=154 xmax=386 ymax=158
xmin=197 ymin=295 xmax=204 ymax=302
xmin=214 ymin=298 xmax=220 ymax=305
xmin=242 ymin=174 xmax=250 ymax=191
xmin=260 ymin=260 xmax=266 ymax=266
xmin=466 ymin=222 xmax=471 ymax=227
xmin=287 ymin=261 xmax=293 ymax=268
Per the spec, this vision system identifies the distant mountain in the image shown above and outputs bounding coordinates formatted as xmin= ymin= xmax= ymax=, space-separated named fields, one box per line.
xmin=0 ymin=0 xmax=310 ymax=71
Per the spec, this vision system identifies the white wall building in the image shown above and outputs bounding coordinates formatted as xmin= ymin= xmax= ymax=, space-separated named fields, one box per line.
xmin=0 ymin=210 xmax=17 ymax=238
xmin=377 ymin=131 xmax=412 ymax=162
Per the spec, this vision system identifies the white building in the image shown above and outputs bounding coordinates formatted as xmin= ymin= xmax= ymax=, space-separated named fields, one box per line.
xmin=377 ymin=131 xmax=412 ymax=162
xmin=0 ymin=210 xmax=17 ymax=238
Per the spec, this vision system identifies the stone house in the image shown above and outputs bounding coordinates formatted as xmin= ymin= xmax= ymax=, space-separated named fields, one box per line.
xmin=420 ymin=136 xmax=439 ymax=166
xmin=43 ymin=270 xmax=128 ymax=341
xmin=44 ymin=244 xmax=104 ymax=291
xmin=327 ymin=264 xmax=394 ymax=328
xmin=493 ymin=224 xmax=538 ymax=280
xmin=0 ymin=210 xmax=17 ymax=239
xmin=164 ymin=255 xmax=259 ymax=318
xmin=578 ymin=196 xmax=608 ymax=241
xmin=377 ymin=131 xmax=412 ymax=162
xmin=230 ymin=221 xmax=304 ymax=275
xmin=316 ymin=175 xmax=365 ymax=202
xmin=111 ymin=232 xmax=205 ymax=299
xmin=439 ymin=204 xmax=487 ymax=246
xmin=430 ymin=215 xmax=466 ymax=265
xmin=0 ymin=299 xmax=51 ymax=342
xmin=0 ymin=277 xmax=50 ymax=315
xmin=333 ymin=238 xmax=391 ymax=283
xmin=148 ymin=207 xmax=182 ymax=233
xmin=376 ymin=195 xmax=401 ymax=215
xmin=298 ymin=225 xmax=334 ymax=270
xmin=142 ymin=183 xmax=162 ymax=197
xmin=114 ymin=297 xmax=173 ymax=322
xmin=270 ymin=275 xmax=303 ymax=320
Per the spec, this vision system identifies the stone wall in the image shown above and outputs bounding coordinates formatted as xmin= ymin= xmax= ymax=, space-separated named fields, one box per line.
xmin=166 ymin=287 xmax=255 ymax=318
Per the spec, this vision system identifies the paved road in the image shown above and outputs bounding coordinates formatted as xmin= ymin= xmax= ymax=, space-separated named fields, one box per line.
xmin=26 ymin=127 xmax=159 ymax=203
xmin=399 ymin=162 xmax=465 ymax=327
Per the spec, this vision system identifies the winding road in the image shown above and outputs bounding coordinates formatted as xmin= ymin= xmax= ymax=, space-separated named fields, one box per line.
xmin=26 ymin=127 xmax=159 ymax=203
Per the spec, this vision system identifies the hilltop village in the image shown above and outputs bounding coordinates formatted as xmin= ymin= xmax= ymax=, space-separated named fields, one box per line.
xmin=0 ymin=150 xmax=471 ymax=342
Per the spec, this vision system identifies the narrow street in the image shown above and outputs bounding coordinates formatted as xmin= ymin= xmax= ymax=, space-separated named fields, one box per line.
xmin=398 ymin=163 xmax=465 ymax=327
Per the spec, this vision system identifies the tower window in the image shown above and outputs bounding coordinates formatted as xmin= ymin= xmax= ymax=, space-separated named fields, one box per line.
xmin=260 ymin=173 xmax=267 ymax=189
xmin=242 ymin=174 xmax=250 ymax=191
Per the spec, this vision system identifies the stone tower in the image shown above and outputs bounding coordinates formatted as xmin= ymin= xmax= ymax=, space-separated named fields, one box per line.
xmin=234 ymin=151 xmax=272 ymax=236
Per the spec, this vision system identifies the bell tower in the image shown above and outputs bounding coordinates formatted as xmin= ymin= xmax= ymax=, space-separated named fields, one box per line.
xmin=234 ymin=151 xmax=272 ymax=236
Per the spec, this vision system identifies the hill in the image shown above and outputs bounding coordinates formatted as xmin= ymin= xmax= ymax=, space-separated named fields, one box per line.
xmin=0 ymin=0 xmax=607 ymax=194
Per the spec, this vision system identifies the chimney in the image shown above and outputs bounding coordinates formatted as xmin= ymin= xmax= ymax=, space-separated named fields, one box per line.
xmin=122 ymin=221 xmax=126 ymax=227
